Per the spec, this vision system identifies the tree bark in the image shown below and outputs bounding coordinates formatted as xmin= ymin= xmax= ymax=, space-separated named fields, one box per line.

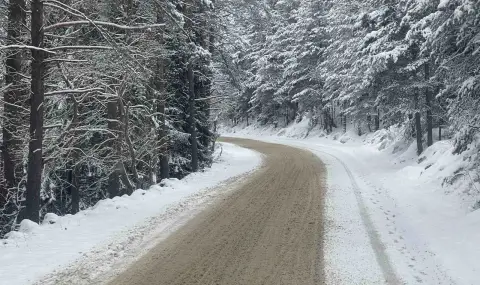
xmin=67 ymin=162 xmax=80 ymax=214
xmin=367 ymin=115 xmax=372 ymax=132
xmin=439 ymin=119 xmax=443 ymax=141
xmin=122 ymin=104 xmax=140 ymax=190
xmin=159 ymin=100 xmax=170 ymax=180
xmin=211 ymin=119 xmax=217 ymax=152
xmin=155 ymin=9 xmax=170 ymax=180
xmin=425 ymin=63 xmax=433 ymax=147
xmin=2 ymin=0 xmax=27 ymax=206
xmin=25 ymin=0 xmax=45 ymax=223
xmin=187 ymin=63 xmax=199 ymax=172
xmin=107 ymin=99 xmax=120 ymax=198
xmin=69 ymin=97 xmax=80 ymax=214
xmin=414 ymin=91 xmax=423 ymax=155
xmin=375 ymin=108 xmax=380 ymax=131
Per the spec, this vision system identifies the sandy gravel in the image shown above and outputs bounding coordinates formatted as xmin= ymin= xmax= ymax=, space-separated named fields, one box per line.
xmin=108 ymin=138 xmax=327 ymax=285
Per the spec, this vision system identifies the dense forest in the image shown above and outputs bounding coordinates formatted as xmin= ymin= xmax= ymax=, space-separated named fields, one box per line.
xmin=215 ymin=0 xmax=479 ymax=156
xmin=0 ymin=0 xmax=217 ymax=236
xmin=1 ymin=0 xmax=479 ymax=237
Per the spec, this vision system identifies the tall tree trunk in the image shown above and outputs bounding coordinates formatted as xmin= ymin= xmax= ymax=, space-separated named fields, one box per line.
xmin=67 ymin=162 xmax=80 ymax=214
xmin=107 ymin=100 xmax=120 ymax=198
xmin=2 ymin=0 xmax=27 ymax=206
xmin=25 ymin=0 xmax=45 ymax=223
xmin=439 ymin=119 xmax=443 ymax=141
xmin=158 ymin=101 xmax=170 ymax=180
xmin=111 ymin=98 xmax=133 ymax=195
xmin=155 ymin=9 xmax=169 ymax=180
xmin=367 ymin=115 xmax=372 ymax=132
xmin=187 ymin=63 xmax=199 ymax=172
xmin=285 ymin=106 xmax=289 ymax=126
xmin=122 ymin=104 xmax=140 ymax=189
xmin=375 ymin=108 xmax=380 ymax=131
xmin=69 ymin=98 xmax=80 ymax=214
xmin=211 ymin=119 xmax=217 ymax=152
xmin=414 ymin=91 xmax=423 ymax=155
xmin=425 ymin=63 xmax=433 ymax=147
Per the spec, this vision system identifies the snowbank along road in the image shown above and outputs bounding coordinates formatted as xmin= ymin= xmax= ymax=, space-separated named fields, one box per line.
xmin=109 ymin=138 xmax=327 ymax=285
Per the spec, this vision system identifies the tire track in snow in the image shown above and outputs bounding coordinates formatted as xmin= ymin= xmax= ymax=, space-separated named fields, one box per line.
xmin=300 ymin=145 xmax=402 ymax=285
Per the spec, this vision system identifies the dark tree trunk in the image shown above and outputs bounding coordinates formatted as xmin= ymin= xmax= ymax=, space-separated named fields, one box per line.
xmin=25 ymin=0 xmax=45 ymax=223
xmin=69 ymin=98 xmax=80 ymax=214
xmin=439 ymin=120 xmax=442 ymax=141
xmin=414 ymin=92 xmax=423 ymax=155
xmin=211 ymin=119 xmax=217 ymax=152
xmin=67 ymin=162 xmax=80 ymax=214
xmin=375 ymin=108 xmax=380 ymax=131
xmin=112 ymin=99 xmax=133 ymax=195
xmin=187 ymin=63 xmax=198 ymax=172
xmin=425 ymin=63 xmax=433 ymax=147
xmin=324 ymin=111 xmax=329 ymax=133
xmin=367 ymin=115 xmax=372 ymax=132
xmin=107 ymin=100 xmax=120 ymax=198
xmin=159 ymin=101 xmax=170 ymax=180
xmin=122 ymin=104 xmax=140 ymax=190
xmin=343 ymin=113 xmax=347 ymax=133
xmin=155 ymin=10 xmax=169 ymax=181
xmin=285 ymin=106 xmax=289 ymax=126
xmin=2 ymin=0 xmax=27 ymax=206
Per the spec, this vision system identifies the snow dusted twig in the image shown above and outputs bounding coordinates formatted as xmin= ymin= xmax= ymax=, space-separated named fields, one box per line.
xmin=45 ymin=88 xmax=103 ymax=97
xmin=44 ymin=59 xmax=88 ymax=63
xmin=48 ymin=46 xmax=113 ymax=52
xmin=44 ymin=21 xmax=165 ymax=32
xmin=0 ymin=45 xmax=56 ymax=54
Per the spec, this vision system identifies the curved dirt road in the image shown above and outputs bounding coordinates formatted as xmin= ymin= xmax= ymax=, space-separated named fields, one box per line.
xmin=108 ymin=138 xmax=327 ymax=285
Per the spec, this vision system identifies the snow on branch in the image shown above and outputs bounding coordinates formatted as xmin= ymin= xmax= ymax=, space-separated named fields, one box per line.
xmin=0 ymin=45 xmax=56 ymax=54
xmin=48 ymin=46 xmax=113 ymax=52
xmin=44 ymin=21 xmax=165 ymax=32
xmin=45 ymin=88 xmax=103 ymax=97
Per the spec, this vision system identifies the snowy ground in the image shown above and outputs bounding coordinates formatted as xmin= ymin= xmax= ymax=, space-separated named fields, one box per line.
xmin=223 ymin=121 xmax=480 ymax=285
xmin=0 ymin=142 xmax=262 ymax=285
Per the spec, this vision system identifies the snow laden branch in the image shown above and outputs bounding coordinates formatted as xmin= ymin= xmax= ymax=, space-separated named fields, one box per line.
xmin=44 ymin=88 xmax=103 ymax=97
xmin=48 ymin=46 xmax=113 ymax=52
xmin=44 ymin=21 xmax=166 ymax=32
xmin=0 ymin=45 xmax=56 ymax=54
xmin=0 ymin=45 xmax=113 ymax=53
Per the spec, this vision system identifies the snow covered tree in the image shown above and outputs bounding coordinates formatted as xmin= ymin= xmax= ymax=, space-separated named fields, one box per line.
xmin=0 ymin=0 xmax=217 ymax=236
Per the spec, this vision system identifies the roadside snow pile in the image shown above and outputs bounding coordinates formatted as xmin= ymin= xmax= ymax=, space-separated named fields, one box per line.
xmin=223 ymin=116 xmax=325 ymax=139
xmin=276 ymin=116 xmax=312 ymax=138
xmin=0 ymin=142 xmax=262 ymax=285
xmin=223 ymin=119 xmax=480 ymax=206
xmin=363 ymin=125 xmax=480 ymax=205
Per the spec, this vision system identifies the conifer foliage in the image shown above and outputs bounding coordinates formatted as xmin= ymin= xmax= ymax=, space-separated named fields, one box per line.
xmin=215 ymin=0 xmax=480 ymax=159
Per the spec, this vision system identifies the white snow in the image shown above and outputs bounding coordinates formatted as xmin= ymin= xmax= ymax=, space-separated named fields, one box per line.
xmin=0 ymin=142 xmax=262 ymax=285
xmin=438 ymin=0 xmax=450 ymax=10
xmin=223 ymin=118 xmax=480 ymax=285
